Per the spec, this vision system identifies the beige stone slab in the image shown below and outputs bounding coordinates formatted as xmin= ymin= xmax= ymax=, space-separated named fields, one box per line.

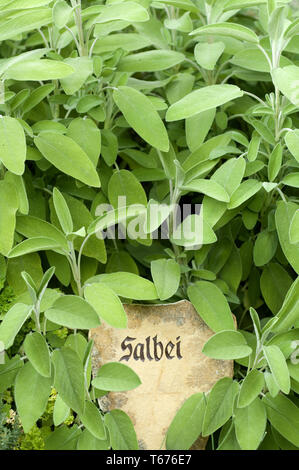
xmin=90 ymin=300 xmax=233 ymax=450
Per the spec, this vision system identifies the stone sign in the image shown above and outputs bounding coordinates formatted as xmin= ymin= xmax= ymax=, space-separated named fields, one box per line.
xmin=90 ymin=300 xmax=233 ymax=450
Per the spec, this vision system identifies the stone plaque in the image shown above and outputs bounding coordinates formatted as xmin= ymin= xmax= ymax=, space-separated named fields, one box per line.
xmin=90 ymin=300 xmax=233 ymax=450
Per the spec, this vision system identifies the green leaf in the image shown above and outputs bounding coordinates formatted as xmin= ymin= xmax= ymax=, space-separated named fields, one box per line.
xmin=188 ymin=281 xmax=235 ymax=332
xmin=268 ymin=6 xmax=288 ymax=44
xmin=88 ymin=272 xmax=158 ymax=300
xmin=246 ymin=117 xmax=276 ymax=145
xmin=268 ymin=143 xmax=282 ymax=181
xmin=118 ymin=50 xmax=184 ymax=72
xmin=275 ymin=201 xmax=299 ymax=274
xmin=0 ymin=8 xmax=52 ymax=41
xmin=92 ymin=33 xmax=151 ymax=53
xmin=24 ymin=332 xmax=51 ymax=378
xmin=224 ymin=0 xmax=276 ymax=10
xmin=5 ymin=173 xmax=28 ymax=215
xmin=202 ymin=330 xmax=252 ymax=359
xmin=186 ymin=109 xmax=216 ymax=152
xmin=0 ymin=1 xmax=53 ymax=10
xmin=22 ymin=83 xmax=54 ymax=113
xmin=273 ymin=277 xmax=299 ymax=333
xmin=5 ymin=60 xmax=74 ymax=81
xmin=0 ymin=117 xmax=26 ymax=175
xmin=53 ymin=395 xmax=70 ymax=427
xmin=52 ymin=347 xmax=85 ymax=415
xmin=263 ymin=345 xmax=290 ymax=394
xmin=88 ymin=205 xmax=146 ymax=236
xmin=77 ymin=429 xmax=110 ymax=450
xmin=106 ymin=251 xmax=138 ymax=275
xmin=95 ymin=2 xmax=149 ymax=23
xmin=290 ymin=210 xmax=299 ymax=244
xmin=34 ymin=132 xmax=101 ymax=188
xmin=260 ymin=263 xmax=293 ymax=314
xmin=53 ymin=0 xmax=72 ymax=29
xmin=212 ymin=156 xmax=246 ymax=197
xmin=263 ymin=393 xmax=299 ymax=447
xmin=235 ymin=398 xmax=267 ymax=450
xmin=202 ymin=377 xmax=239 ymax=436
xmin=79 ymin=401 xmax=106 ymax=441
xmin=218 ymin=243 xmax=242 ymax=294
xmin=0 ymin=179 xmax=18 ymax=255
xmin=84 ymin=282 xmax=127 ymax=329
xmin=8 ymin=237 xmax=61 ymax=258
xmin=190 ymin=22 xmax=259 ymax=43
xmin=171 ymin=214 xmax=216 ymax=247
xmin=0 ymin=303 xmax=32 ymax=349
xmin=238 ymin=369 xmax=265 ymax=408
xmin=165 ymin=11 xmax=193 ymax=33
xmin=253 ymin=230 xmax=277 ymax=267
xmin=45 ymin=424 xmax=81 ymax=450
xmin=166 ymin=393 xmax=206 ymax=450
xmin=60 ymin=57 xmax=93 ymax=95
xmin=50 ymin=194 xmax=106 ymax=263
xmin=53 ymin=188 xmax=73 ymax=235
xmin=284 ymin=16 xmax=299 ymax=41
xmin=113 ymin=87 xmax=169 ymax=152
xmin=230 ymin=47 xmax=290 ymax=73
xmin=66 ymin=118 xmax=101 ymax=168
xmin=194 ymin=42 xmax=225 ymax=70
xmin=7 ymin=253 xmax=43 ymax=296
xmin=151 ymin=259 xmax=181 ymax=301
xmin=272 ymin=66 xmax=299 ymax=107
xmin=282 ymin=173 xmax=299 ymax=188
xmin=101 ymin=129 xmax=118 ymax=166
xmin=45 ymin=295 xmax=100 ymax=330
xmin=0 ymin=48 xmax=47 ymax=76
xmin=166 ymin=85 xmax=243 ymax=121
xmin=182 ymin=179 xmax=230 ymax=202
xmin=206 ymin=238 xmax=232 ymax=274
xmin=183 ymin=132 xmax=231 ymax=172
xmin=217 ymin=420 xmax=241 ymax=450
xmin=157 ymin=0 xmax=198 ymax=13
xmin=64 ymin=333 xmax=87 ymax=363
xmin=264 ymin=371 xmax=280 ymax=397
xmin=46 ymin=251 xmax=71 ymax=287
xmin=21 ymin=271 xmax=37 ymax=303
xmin=92 ymin=362 xmax=141 ymax=392
xmin=0 ymin=356 xmax=23 ymax=394
xmin=228 ymin=180 xmax=262 ymax=209
xmin=285 ymin=130 xmax=299 ymax=162
xmin=16 ymin=215 xmax=68 ymax=249
xmin=104 ymin=409 xmax=138 ymax=450
xmin=15 ymin=362 xmax=51 ymax=433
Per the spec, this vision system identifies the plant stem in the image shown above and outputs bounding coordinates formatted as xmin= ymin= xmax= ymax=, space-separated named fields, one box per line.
xmin=68 ymin=242 xmax=83 ymax=297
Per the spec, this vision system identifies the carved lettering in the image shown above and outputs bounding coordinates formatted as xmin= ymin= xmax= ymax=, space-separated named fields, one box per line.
xmin=119 ymin=335 xmax=183 ymax=362
xmin=119 ymin=336 xmax=136 ymax=362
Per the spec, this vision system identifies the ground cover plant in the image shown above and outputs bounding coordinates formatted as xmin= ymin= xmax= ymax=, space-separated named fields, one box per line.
xmin=0 ymin=0 xmax=298 ymax=451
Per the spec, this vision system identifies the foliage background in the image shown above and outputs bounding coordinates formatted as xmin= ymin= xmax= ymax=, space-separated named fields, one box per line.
xmin=0 ymin=0 xmax=298 ymax=451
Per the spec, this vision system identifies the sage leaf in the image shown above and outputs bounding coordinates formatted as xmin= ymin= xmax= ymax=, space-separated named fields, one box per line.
xmin=166 ymin=85 xmax=243 ymax=121
xmin=45 ymin=295 xmax=101 ymax=330
xmin=15 ymin=362 xmax=51 ymax=433
xmin=113 ymin=87 xmax=169 ymax=151
xmin=0 ymin=117 xmax=26 ymax=175
xmin=34 ymin=132 xmax=101 ymax=188
xmin=92 ymin=362 xmax=141 ymax=392
xmin=52 ymin=347 xmax=85 ymax=415
xmin=84 ymin=282 xmax=127 ymax=329
xmin=151 ymin=258 xmax=181 ymax=301
xmin=202 ymin=330 xmax=252 ymax=359
xmin=166 ymin=393 xmax=206 ymax=450
xmin=188 ymin=281 xmax=235 ymax=332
